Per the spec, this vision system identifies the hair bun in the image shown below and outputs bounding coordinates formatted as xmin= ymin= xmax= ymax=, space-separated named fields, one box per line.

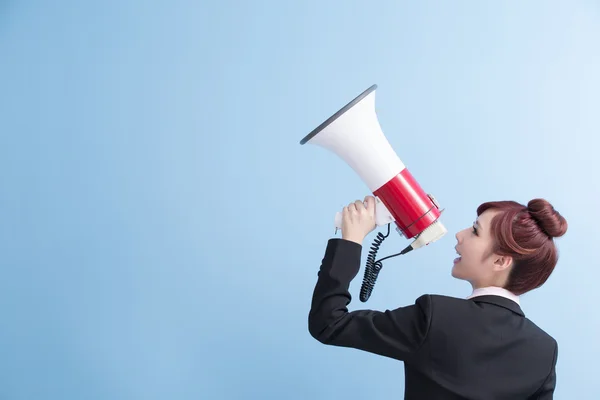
xmin=527 ymin=198 xmax=568 ymax=238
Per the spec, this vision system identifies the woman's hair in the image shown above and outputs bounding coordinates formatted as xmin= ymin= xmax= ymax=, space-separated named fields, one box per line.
xmin=477 ymin=198 xmax=568 ymax=295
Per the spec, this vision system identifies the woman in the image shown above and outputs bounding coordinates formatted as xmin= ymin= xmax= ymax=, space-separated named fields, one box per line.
xmin=308 ymin=195 xmax=567 ymax=399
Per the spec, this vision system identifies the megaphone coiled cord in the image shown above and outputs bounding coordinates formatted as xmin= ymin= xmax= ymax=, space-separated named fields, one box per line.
xmin=359 ymin=224 xmax=390 ymax=302
xmin=359 ymin=223 xmax=406 ymax=302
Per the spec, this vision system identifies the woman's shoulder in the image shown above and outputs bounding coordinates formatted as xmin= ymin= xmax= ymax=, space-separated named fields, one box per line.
xmin=419 ymin=293 xmax=557 ymax=344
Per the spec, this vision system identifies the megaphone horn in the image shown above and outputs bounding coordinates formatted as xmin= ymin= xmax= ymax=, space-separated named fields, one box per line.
xmin=300 ymin=84 xmax=447 ymax=301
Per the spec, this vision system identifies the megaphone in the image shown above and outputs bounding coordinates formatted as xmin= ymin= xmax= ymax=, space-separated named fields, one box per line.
xmin=300 ymin=84 xmax=447 ymax=301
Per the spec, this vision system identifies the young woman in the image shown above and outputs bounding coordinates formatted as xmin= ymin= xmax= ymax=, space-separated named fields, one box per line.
xmin=308 ymin=195 xmax=567 ymax=399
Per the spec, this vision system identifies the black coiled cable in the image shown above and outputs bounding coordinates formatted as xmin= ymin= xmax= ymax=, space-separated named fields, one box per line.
xmin=359 ymin=224 xmax=406 ymax=302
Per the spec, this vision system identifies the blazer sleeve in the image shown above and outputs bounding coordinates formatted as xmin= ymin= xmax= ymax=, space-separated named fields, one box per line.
xmin=532 ymin=341 xmax=558 ymax=399
xmin=307 ymin=238 xmax=432 ymax=362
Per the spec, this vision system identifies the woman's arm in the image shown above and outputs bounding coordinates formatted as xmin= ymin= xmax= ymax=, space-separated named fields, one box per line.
xmin=531 ymin=342 xmax=558 ymax=399
xmin=307 ymin=238 xmax=432 ymax=362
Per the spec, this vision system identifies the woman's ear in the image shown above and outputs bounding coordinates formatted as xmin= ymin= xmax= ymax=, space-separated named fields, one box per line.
xmin=492 ymin=254 xmax=513 ymax=272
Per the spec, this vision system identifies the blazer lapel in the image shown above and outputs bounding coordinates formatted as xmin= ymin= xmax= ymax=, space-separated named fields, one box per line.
xmin=470 ymin=295 xmax=525 ymax=317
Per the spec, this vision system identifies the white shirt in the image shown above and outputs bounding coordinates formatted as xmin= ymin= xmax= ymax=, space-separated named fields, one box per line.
xmin=467 ymin=286 xmax=520 ymax=305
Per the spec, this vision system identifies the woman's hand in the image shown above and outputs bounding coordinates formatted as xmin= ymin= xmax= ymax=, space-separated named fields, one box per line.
xmin=341 ymin=196 xmax=377 ymax=245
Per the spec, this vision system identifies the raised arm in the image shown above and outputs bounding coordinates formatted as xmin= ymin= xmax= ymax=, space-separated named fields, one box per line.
xmin=307 ymin=238 xmax=432 ymax=362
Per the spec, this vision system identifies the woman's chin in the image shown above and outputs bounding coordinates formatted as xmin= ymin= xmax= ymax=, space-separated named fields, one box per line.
xmin=451 ymin=260 xmax=464 ymax=279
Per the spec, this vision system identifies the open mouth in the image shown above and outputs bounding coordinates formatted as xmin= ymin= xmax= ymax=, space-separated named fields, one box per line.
xmin=454 ymin=248 xmax=461 ymax=264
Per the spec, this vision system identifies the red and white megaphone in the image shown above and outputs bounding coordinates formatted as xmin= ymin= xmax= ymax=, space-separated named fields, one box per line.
xmin=300 ymin=84 xmax=447 ymax=256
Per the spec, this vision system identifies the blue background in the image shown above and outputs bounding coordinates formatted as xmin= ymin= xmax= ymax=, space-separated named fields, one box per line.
xmin=1 ymin=1 xmax=598 ymax=398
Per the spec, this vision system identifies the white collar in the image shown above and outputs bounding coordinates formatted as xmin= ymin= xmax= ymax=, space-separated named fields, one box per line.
xmin=467 ymin=286 xmax=520 ymax=305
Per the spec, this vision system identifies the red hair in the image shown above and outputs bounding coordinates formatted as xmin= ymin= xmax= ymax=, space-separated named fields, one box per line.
xmin=477 ymin=198 xmax=568 ymax=295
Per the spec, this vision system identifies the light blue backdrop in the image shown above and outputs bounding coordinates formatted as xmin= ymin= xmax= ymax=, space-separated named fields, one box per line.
xmin=1 ymin=1 xmax=598 ymax=399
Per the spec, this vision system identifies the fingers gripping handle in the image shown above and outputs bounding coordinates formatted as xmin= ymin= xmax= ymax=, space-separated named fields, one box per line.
xmin=334 ymin=197 xmax=395 ymax=229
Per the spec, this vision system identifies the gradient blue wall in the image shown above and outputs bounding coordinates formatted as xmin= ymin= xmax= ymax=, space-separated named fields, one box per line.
xmin=1 ymin=1 xmax=598 ymax=398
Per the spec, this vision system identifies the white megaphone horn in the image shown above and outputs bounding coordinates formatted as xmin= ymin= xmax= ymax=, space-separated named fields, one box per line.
xmin=300 ymin=84 xmax=447 ymax=255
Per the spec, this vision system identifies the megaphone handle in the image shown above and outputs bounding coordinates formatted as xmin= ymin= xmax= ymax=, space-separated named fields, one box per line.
xmin=334 ymin=197 xmax=394 ymax=229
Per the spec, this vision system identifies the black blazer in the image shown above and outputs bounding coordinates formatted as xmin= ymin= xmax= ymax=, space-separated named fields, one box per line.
xmin=308 ymin=239 xmax=558 ymax=399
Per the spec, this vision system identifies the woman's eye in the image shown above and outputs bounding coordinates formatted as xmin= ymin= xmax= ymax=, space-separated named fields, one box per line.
xmin=472 ymin=226 xmax=478 ymax=235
